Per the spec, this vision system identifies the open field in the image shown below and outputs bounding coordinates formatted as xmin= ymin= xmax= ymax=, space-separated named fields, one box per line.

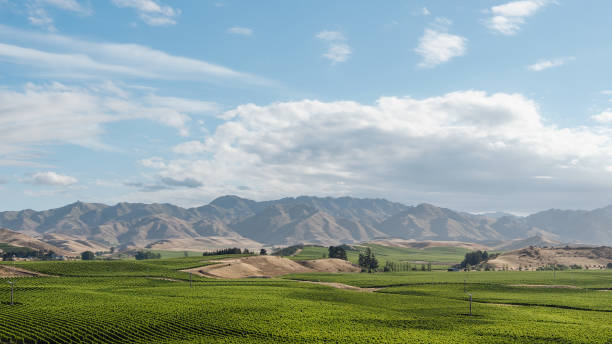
xmin=0 ymin=257 xmax=610 ymax=343
xmin=289 ymin=244 xmax=470 ymax=267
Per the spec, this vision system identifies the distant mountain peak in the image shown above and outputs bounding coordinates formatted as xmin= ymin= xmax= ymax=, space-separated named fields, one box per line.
xmin=210 ymin=195 xmax=253 ymax=208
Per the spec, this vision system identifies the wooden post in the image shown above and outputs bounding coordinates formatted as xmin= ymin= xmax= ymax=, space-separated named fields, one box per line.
xmin=469 ymin=294 xmax=472 ymax=316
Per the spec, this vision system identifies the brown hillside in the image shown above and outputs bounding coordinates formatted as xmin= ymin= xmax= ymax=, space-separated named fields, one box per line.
xmin=488 ymin=246 xmax=612 ymax=270
xmin=0 ymin=228 xmax=68 ymax=256
xmin=183 ymin=256 xmax=360 ymax=278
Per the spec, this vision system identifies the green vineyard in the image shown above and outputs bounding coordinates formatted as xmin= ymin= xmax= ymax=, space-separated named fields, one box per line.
xmin=0 ymin=258 xmax=610 ymax=343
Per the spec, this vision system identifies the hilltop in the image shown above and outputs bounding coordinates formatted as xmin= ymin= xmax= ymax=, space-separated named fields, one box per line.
xmin=488 ymin=246 xmax=612 ymax=270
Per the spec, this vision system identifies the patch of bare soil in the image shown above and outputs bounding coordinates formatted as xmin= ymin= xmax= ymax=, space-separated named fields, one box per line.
xmin=182 ymin=256 xmax=361 ymax=279
xmin=148 ymin=277 xmax=181 ymax=282
xmin=297 ymin=258 xmax=361 ymax=273
xmin=509 ymin=284 xmax=580 ymax=289
xmin=290 ymin=248 xmax=303 ymax=256
xmin=296 ymin=280 xmax=381 ymax=292
xmin=0 ymin=265 xmax=50 ymax=277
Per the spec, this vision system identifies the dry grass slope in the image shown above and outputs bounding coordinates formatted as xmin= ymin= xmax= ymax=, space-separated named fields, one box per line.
xmin=183 ymin=256 xmax=360 ymax=278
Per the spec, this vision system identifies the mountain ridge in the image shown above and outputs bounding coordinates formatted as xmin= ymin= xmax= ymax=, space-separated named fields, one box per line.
xmin=0 ymin=196 xmax=610 ymax=250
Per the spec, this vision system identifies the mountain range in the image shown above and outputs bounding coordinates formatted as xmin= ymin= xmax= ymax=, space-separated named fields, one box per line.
xmin=0 ymin=195 xmax=611 ymax=253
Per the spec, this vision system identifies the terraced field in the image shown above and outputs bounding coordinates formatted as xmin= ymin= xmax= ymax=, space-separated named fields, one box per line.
xmin=0 ymin=257 xmax=610 ymax=343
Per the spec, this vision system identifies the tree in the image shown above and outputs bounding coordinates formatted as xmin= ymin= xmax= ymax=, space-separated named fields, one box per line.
xmin=460 ymin=250 xmax=490 ymax=268
xmin=260 ymin=248 xmax=267 ymax=255
xmin=328 ymin=246 xmax=347 ymax=260
xmin=358 ymin=248 xmax=378 ymax=273
xmin=135 ymin=251 xmax=161 ymax=260
xmin=81 ymin=251 xmax=95 ymax=260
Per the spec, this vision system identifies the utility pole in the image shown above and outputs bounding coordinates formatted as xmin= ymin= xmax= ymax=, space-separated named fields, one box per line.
xmin=7 ymin=281 xmax=13 ymax=306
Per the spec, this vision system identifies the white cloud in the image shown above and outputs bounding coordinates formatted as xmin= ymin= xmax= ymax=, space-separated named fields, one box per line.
xmin=592 ymin=110 xmax=612 ymax=123
xmin=173 ymin=141 xmax=208 ymax=155
xmin=227 ymin=26 xmax=253 ymax=36
xmin=0 ymin=82 xmax=219 ymax=165
xmin=415 ymin=26 xmax=467 ymax=68
xmin=485 ymin=0 xmax=550 ymax=35
xmin=421 ymin=7 xmax=431 ymax=16
xmin=135 ymin=91 xmax=612 ymax=211
xmin=600 ymin=90 xmax=612 ymax=95
xmin=24 ymin=0 xmax=91 ymax=31
xmin=27 ymin=171 xmax=78 ymax=186
xmin=527 ymin=57 xmax=574 ymax=71
xmin=0 ymin=25 xmax=271 ymax=86
xmin=316 ymin=31 xmax=345 ymax=41
xmin=316 ymin=30 xmax=352 ymax=64
xmin=111 ymin=0 xmax=179 ymax=26
xmin=531 ymin=175 xmax=553 ymax=180
xmin=38 ymin=0 xmax=90 ymax=13
xmin=323 ymin=43 xmax=352 ymax=64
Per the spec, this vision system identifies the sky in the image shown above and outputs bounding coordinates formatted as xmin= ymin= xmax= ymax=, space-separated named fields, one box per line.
xmin=1 ymin=0 xmax=612 ymax=214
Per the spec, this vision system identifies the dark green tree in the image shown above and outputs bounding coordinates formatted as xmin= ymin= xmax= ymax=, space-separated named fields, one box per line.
xmin=260 ymin=248 xmax=267 ymax=255
xmin=81 ymin=251 xmax=95 ymax=260
xmin=358 ymin=248 xmax=378 ymax=273
xmin=328 ymin=246 xmax=347 ymax=260
xmin=460 ymin=250 xmax=490 ymax=268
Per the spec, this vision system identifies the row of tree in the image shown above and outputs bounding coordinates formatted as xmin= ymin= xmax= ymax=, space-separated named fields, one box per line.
xmin=203 ymin=248 xmax=252 ymax=256
xmin=382 ymin=261 xmax=431 ymax=272
xmin=2 ymin=250 xmax=57 ymax=260
xmin=135 ymin=251 xmax=161 ymax=260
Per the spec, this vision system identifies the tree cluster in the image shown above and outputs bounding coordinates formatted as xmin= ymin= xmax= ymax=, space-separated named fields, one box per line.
xmin=134 ymin=251 xmax=161 ymax=260
xmin=358 ymin=248 xmax=378 ymax=273
xmin=460 ymin=250 xmax=489 ymax=268
xmin=271 ymin=244 xmax=304 ymax=256
xmin=2 ymin=249 xmax=56 ymax=260
xmin=202 ymin=248 xmax=252 ymax=256
xmin=328 ymin=246 xmax=347 ymax=260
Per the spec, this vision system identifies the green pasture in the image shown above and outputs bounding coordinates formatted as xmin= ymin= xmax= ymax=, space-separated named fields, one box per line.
xmin=0 ymin=256 xmax=609 ymax=343
xmin=289 ymin=244 xmax=470 ymax=267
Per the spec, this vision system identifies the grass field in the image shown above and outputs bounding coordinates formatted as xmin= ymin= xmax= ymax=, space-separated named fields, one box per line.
xmin=0 ymin=257 xmax=610 ymax=343
xmin=290 ymin=244 xmax=469 ymax=267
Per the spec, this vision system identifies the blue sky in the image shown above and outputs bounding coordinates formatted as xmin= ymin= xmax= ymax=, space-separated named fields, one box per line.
xmin=1 ymin=0 xmax=612 ymax=214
